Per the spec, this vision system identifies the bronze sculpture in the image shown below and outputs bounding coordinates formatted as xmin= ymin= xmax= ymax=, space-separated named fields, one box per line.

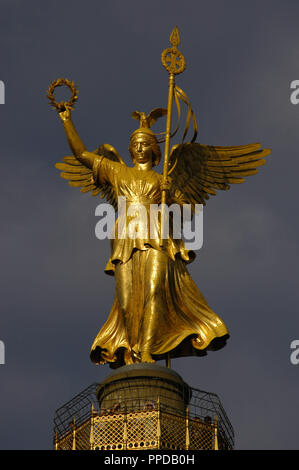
xmin=49 ymin=28 xmax=270 ymax=368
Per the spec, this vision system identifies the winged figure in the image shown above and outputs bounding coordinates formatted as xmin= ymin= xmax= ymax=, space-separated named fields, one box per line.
xmin=55 ymin=105 xmax=270 ymax=368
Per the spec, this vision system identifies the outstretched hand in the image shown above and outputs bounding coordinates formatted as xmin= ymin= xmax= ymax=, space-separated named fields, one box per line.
xmin=59 ymin=105 xmax=71 ymax=122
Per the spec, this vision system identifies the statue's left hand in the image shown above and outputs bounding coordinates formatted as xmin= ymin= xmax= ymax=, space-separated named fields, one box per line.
xmin=160 ymin=176 xmax=172 ymax=192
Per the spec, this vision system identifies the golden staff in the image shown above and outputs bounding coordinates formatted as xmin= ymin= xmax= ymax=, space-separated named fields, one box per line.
xmin=160 ymin=27 xmax=186 ymax=246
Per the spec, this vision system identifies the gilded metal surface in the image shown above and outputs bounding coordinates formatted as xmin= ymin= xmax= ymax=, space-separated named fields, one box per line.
xmin=55 ymin=408 xmax=222 ymax=451
xmin=160 ymin=27 xmax=185 ymax=246
xmin=46 ymin=78 xmax=78 ymax=112
xmin=53 ymin=381 xmax=234 ymax=450
xmin=50 ymin=27 xmax=270 ymax=368
xmin=161 ymin=26 xmax=186 ymax=75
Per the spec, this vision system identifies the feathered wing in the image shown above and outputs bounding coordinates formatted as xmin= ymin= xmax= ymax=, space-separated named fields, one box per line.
xmin=55 ymin=144 xmax=125 ymax=210
xmin=168 ymin=142 xmax=271 ymax=209
xmin=131 ymin=108 xmax=167 ymax=128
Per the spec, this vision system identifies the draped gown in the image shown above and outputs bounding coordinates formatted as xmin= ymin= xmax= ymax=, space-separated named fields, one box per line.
xmin=89 ymin=156 xmax=229 ymax=367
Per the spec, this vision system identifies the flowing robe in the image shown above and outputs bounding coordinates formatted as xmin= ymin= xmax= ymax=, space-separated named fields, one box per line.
xmin=90 ymin=156 xmax=229 ymax=367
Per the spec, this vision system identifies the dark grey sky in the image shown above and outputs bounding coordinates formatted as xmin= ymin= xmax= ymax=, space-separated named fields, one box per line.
xmin=1 ymin=0 xmax=299 ymax=450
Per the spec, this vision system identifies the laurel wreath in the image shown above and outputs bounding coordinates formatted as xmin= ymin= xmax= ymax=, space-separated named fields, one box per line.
xmin=46 ymin=78 xmax=78 ymax=112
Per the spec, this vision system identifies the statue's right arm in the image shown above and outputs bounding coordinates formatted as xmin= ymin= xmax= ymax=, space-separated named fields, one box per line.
xmin=59 ymin=108 xmax=95 ymax=169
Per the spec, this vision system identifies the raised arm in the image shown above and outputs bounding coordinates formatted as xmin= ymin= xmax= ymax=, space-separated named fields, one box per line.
xmin=59 ymin=107 xmax=95 ymax=169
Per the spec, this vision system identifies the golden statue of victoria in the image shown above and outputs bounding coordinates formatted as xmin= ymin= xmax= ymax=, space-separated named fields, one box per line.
xmin=49 ymin=27 xmax=270 ymax=369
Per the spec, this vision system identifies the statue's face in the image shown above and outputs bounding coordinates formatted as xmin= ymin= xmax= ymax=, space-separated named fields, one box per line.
xmin=130 ymin=134 xmax=154 ymax=164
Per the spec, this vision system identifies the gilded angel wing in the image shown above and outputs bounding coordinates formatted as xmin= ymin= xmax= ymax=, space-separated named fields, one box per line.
xmin=55 ymin=144 xmax=125 ymax=210
xmin=168 ymin=142 xmax=271 ymax=209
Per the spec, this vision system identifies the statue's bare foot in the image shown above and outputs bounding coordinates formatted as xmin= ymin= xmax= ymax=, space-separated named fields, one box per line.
xmin=141 ymin=352 xmax=155 ymax=363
